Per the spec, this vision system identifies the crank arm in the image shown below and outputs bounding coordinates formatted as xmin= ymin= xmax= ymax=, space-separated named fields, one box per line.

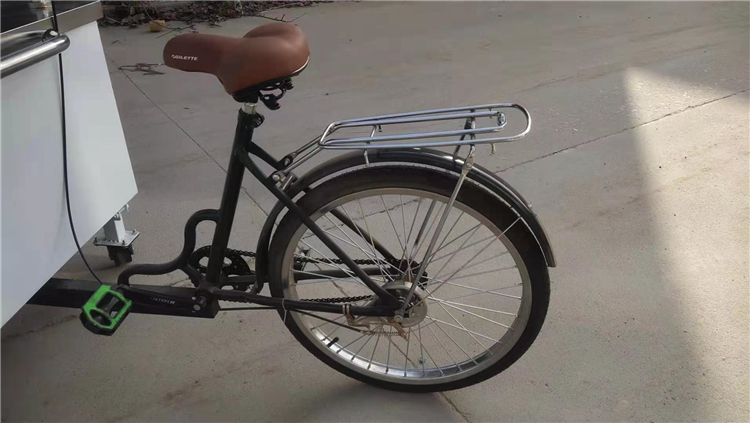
xmin=117 ymin=285 xmax=219 ymax=318
xmin=30 ymin=278 xmax=218 ymax=318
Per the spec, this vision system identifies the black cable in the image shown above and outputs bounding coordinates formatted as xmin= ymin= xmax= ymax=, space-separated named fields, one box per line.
xmin=51 ymin=1 xmax=104 ymax=285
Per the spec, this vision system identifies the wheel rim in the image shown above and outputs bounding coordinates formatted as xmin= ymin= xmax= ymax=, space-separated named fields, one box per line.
xmin=279 ymin=187 xmax=532 ymax=385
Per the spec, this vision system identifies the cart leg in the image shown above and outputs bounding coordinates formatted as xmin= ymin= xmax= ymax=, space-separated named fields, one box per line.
xmin=94 ymin=205 xmax=139 ymax=265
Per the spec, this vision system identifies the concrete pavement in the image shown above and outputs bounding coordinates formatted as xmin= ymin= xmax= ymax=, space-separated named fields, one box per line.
xmin=2 ymin=2 xmax=748 ymax=421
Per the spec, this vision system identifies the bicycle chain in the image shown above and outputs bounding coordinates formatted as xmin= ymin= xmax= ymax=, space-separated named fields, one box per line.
xmin=191 ymin=246 xmax=381 ymax=304
xmin=225 ymin=246 xmax=382 ymax=266
xmin=228 ymin=247 xmax=379 ymax=303
xmin=217 ymin=291 xmax=375 ymax=306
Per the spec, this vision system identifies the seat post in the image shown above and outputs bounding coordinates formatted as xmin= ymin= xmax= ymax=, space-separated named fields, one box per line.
xmin=205 ymin=99 xmax=261 ymax=285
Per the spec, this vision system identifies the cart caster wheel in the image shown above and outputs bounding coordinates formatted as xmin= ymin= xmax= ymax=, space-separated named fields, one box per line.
xmin=107 ymin=245 xmax=134 ymax=266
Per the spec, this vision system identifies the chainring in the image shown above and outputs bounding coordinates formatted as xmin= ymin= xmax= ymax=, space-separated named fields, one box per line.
xmin=188 ymin=246 xmax=254 ymax=290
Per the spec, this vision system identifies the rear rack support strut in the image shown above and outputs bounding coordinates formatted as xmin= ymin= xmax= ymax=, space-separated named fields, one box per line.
xmin=395 ymin=145 xmax=477 ymax=319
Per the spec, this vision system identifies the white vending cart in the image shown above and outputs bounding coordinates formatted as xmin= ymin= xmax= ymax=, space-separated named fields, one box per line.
xmin=1 ymin=0 xmax=138 ymax=325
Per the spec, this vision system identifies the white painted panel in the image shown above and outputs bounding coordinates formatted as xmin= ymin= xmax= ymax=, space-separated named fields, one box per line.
xmin=1 ymin=22 xmax=137 ymax=324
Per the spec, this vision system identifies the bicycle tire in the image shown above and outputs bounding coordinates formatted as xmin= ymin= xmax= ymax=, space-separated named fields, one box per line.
xmin=268 ymin=165 xmax=550 ymax=392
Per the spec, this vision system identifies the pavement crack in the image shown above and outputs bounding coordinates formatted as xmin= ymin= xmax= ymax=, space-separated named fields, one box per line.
xmin=439 ymin=392 xmax=473 ymax=423
xmin=1 ymin=314 xmax=78 ymax=342
xmin=496 ymin=88 xmax=750 ymax=174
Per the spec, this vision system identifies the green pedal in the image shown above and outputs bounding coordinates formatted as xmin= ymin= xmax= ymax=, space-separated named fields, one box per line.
xmin=80 ymin=285 xmax=132 ymax=336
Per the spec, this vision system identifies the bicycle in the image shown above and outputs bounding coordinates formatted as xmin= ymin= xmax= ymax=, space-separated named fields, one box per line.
xmin=72 ymin=22 xmax=556 ymax=393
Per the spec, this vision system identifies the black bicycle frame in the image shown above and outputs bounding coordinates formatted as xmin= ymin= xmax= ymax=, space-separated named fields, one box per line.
xmin=188 ymin=103 xmax=399 ymax=314
xmin=91 ymin=96 xmax=405 ymax=319
xmin=224 ymin=106 xmax=399 ymax=306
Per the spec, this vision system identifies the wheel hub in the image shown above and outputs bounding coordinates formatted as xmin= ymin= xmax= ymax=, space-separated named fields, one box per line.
xmin=386 ymin=259 xmax=429 ymax=289
xmin=345 ymin=281 xmax=428 ymax=332
xmin=384 ymin=281 xmax=428 ymax=328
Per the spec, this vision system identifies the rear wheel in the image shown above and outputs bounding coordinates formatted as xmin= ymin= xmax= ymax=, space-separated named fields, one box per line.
xmin=268 ymin=166 xmax=550 ymax=392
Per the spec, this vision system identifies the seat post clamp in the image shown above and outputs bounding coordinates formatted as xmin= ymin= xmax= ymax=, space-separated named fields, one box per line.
xmin=242 ymin=103 xmax=265 ymax=128
xmin=243 ymin=102 xmax=258 ymax=115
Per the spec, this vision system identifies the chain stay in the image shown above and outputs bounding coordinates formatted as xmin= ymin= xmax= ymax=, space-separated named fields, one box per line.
xmin=190 ymin=246 xmax=379 ymax=304
xmin=224 ymin=246 xmax=381 ymax=266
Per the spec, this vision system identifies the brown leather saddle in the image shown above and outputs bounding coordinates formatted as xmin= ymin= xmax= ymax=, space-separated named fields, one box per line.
xmin=163 ymin=23 xmax=309 ymax=106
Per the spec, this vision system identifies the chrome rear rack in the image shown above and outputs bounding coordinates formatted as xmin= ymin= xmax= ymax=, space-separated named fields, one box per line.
xmin=319 ymin=103 xmax=531 ymax=150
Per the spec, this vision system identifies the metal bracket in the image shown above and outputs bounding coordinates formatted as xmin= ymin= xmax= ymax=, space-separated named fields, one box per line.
xmin=396 ymin=145 xmax=477 ymax=317
xmin=93 ymin=205 xmax=139 ymax=248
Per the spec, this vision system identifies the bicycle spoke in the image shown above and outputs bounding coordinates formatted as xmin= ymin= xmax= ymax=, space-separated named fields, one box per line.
xmin=294 ymin=252 xmax=383 ymax=297
xmin=351 ymin=334 xmax=374 ymax=362
xmin=306 ymin=260 xmax=359 ymax=299
xmin=310 ymin=259 xmax=355 ymax=298
xmin=382 ymin=195 xmax=405 ymax=256
xmin=383 ymin=330 xmax=421 ymax=373
xmin=298 ymin=238 xmax=358 ymax=278
xmin=323 ymin=209 xmax=404 ymax=280
xmin=431 ymin=306 xmax=481 ymax=364
xmin=408 ymin=203 xmax=445 ymax=270
xmin=404 ymin=329 xmax=411 ymax=376
xmin=292 ymin=311 xmax=365 ymax=335
xmin=434 ymin=300 xmax=492 ymax=353
xmin=324 ymin=212 xmax=384 ymax=266
xmin=427 ymin=297 xmax=518 ymax=317
xmin=310 ymin=315 xmax=345 ymax=331
xmin=422 ymin=210 xmax=464 ymax=264
xmin=337 ymin=333 xmax=367 ymax=354
xmin=437 ymin=283 xmax=522 ymax=303
xmin=368 ymin=332 xmax=382 ymax=370
xmin=435 ymin=298 xmax=512 ymax=330
xmin=298 ymin=239 xmax=388 ymax=288
xmin=402 ymin=197 xmax=424 ymax=261
xmin=407 ymin=200 xmax=436 ymax=265
xmin=438 ymin=266 xmax=518 ymax=283
xmin=431 ymin=231 xmax=494 ymax=263
xmin=321 ymin=223 xmax=380 ymax=260
xmin=426 ymin=319 xmax=460 ymax=367
xmin=319 ymin=225 xmax=406 ymax=276
xmin=425 ymin=279 xmax=522 ymax=300
xmin=430 ymin=223 xmax=481 ymax=259
xmin=429 ymin=224 xmax=482 ymax=282
xmin=340 ymin=203 xmax=387 ymax=280
xmin=455 ymin=251 xmax=514 ymax=274
xmin=293 ymin=270 xmax=365 ymax=286
xmin=414 ymin=322 xmax=443 ymax=376
xmin=386 ymin=327 xmax=392 ymax=372
xmin=433 ymin=232 xmax=496 ymax=282
xmin=427 ymin=316 xmax=498 ymax=343
xmin=356 ymin=199 xmax=391 ymax=283
xmin=418 ymin=322 xmax=425 ymax=375
xmin=400 ymin=195 xmax=408 ymax=260
xmin=419 ymin=218 xmax=521 ymax=303
xmin=318 ymin=319 xmax=345 ymax=342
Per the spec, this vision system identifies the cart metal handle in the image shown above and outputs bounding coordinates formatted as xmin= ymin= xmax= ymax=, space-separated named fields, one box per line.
xmin=1 ymin=31 xmax=70 ymax=78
